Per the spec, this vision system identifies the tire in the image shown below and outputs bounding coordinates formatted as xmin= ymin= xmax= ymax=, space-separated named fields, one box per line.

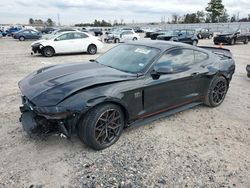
xmin=192 ymin=40 xmax=198 ymax=46
xmin=78 ymin=103 xmax=125 ymax=150
xmin=132 ymin=37 xmax=137 ymax=41
xmin=114 ymin=38 xmax=120 ymax=43
xmin=204 ymin=76 xmax=228 ymax=107
xmin=208 ymin=35 xmax=212 ymax=39
xmin=42 ymin=46 xmax=55 ymax=57
xmin=244 ymin=37 xmax=249 ymax=44
xmin=197 ymin=34 xmax=202 ymax=39
xmin=19 ymin=36 xmax=25 ymax=41
xmin=87 ymin=44 xmax=97 ymax=55
xmin=229 ymin=38 xmax=235 ymax=45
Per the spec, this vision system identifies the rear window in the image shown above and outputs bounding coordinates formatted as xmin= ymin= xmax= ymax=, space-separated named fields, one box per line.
xmin=194 ymin=50 xmax=208 ymax=63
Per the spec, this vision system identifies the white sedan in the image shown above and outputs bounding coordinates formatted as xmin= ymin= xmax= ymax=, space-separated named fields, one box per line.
xmin=107 ymin=30 xmax=140 ymax=43
xmin=31 ymin=31 xmax=103 ymax=57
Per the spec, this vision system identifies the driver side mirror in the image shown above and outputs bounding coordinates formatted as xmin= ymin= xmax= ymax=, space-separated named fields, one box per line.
xmin=151 ymin=63 xmax=174 ymax=79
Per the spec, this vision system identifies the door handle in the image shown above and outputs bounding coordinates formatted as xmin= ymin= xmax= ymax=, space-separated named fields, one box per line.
xmin=191 ymin=72 xmax=199 ymax=77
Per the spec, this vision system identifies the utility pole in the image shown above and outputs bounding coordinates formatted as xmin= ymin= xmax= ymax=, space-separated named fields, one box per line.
xmin=57 ymin=13 xmax=61 ymax=26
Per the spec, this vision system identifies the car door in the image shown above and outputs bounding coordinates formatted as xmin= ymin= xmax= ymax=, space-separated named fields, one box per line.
xmin=53 ymin=33 xmax=77 ymax=53
xmin=143 ymin=48 xmax=203 ymax=115
xmin=120 ymin=31 xmax=129 ymax=42
xmin=30 ymin=30 xmax=39 ymax=39
xmin=22 ymin=30 xmax=32 ymax=39
xmin=121 ymin=31 xmax=133 ymax=42
xmin=186 ymin=30 xmax=196 ymax=44
xmin=177 ymin=30 xmax=188 ymax=43
xmin=236 ymin=29 xmax=247 ymax=42
xmin=72 ymin=32 xmax=89 ymax=52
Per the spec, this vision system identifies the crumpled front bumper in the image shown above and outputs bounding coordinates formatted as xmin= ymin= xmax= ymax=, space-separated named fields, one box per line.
xmin=19 ymin=96 xmax=77 ymax=137
xmin=31 ymin=44 xmax=43 ymax=54
xmin=20 ymin=111 xmax=40 ymax=134
xmin=213 ymin=36 xmax=231 ymax=44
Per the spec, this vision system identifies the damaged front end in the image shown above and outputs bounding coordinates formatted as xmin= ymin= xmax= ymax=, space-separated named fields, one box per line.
xmin=31 ymin=43 xmax=43 ymax=55
xmin=19 ymin=96 xmax=78 ymax=138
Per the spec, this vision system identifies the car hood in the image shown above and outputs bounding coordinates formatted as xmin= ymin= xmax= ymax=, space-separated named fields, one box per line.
xmin=18 ymin=62 xmax=137 ymax=106
xmin=217 ymin=33 xmax=233 ymax=37
xmin=31 ymin=39 xmax=47 ymax=46
xmin=42 ymin=34 xmax=54 ymax=39
xmin=158 ymin=34 xmax=177 ymax=37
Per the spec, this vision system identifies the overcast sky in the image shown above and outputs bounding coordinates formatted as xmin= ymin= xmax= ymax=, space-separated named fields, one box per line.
xmin=0 ymin=0 xmax=249 ymax=25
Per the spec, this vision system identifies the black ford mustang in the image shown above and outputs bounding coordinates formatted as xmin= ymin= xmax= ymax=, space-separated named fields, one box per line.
xmin=19 ymin=41 xmax=235 ymax=150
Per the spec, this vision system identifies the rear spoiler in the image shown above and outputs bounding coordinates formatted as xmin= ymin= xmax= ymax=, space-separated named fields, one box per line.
xmin=198 ymin=46 xmax=232 ymax=58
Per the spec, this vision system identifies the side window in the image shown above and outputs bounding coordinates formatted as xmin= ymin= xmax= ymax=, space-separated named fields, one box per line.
xmin=179 ymin=30 xmax=186 ymax=36
xmin=56 ymin=33 xmax=74 ymax=41
xmin=187 ymin=30 xmax=194 ymax=35
xmin=156 ymin=49 xmax=195 ymax=71
xmin=23 ymin=30 xmax=30 ymax=34
xmin=122 ymin=31 xmax=128 ymax=35
xmin=194 ymin=50 xmax=208 ymax=63
xmin=127 ymin=31 xmax=133 ymax=35
xmin=74 ymin=32 xmax=88 ymax=39
xmin=30 ymin=30 xmax=37 ymax=34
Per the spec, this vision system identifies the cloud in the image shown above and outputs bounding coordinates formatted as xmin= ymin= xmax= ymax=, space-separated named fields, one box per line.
xmin=0 ymin=0 xmax=249 ymax=24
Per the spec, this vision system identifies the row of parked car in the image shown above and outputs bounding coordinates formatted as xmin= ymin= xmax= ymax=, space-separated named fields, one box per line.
xmin=144 ymin=27 xmax=250 ymax=46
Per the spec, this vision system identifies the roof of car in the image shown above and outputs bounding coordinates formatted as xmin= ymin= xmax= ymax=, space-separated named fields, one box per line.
xmin=126 ymin=40 xmax=193 ymax=51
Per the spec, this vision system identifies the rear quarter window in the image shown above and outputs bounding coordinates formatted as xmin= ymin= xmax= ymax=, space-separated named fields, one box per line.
xmin=194 ymin=50 xmax=208 ymax=63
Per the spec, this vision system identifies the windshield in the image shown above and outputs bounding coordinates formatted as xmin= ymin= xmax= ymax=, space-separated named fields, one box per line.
xmin=221 ymin=28 xmax=238 ymax=34
xmin=42 ymin=34 xmax=59 ymax=40
xmin=96 ymin=44 xmax=161 ymax=73
xmin=164 ymin=30 xmax=179 ymax=36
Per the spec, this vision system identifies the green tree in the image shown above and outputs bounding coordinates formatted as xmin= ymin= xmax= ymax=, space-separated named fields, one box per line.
xmin=172 ymin=14 xmax=178 ymax=24
xmin=205 ymin=0 xmax=225 ymax=22
xmin=230 ymin=15 xmax=236 ymax=22
xmin=219 ymin=9 xmax=229 ymax=22
xmin=196 ymin=11 xmax=205 ymax=22
xmin=46 ymin=18 xmax=54 ymax=26
xmin=29 ymin=18 xmax=34 ymax=25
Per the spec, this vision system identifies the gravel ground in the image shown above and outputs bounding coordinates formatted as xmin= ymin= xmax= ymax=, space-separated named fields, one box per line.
xmin=0 ymin=36 xmax=249 ymax=188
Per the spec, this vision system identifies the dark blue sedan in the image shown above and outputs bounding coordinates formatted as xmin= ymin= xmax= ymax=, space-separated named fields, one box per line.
xmin=13 ymin=29 xmax=42 ymax=41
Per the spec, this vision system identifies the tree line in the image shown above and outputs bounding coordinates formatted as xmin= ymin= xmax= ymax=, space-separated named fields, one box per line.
xmin=29 ymin=18 xmax=55 ymax=26
xmin=75 ymin=19 xmax=126 ymax=27
xmin=167 ymin=0 xmax=250 ymax=24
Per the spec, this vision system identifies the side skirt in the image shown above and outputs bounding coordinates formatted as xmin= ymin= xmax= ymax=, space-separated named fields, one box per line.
xmin=127 ymin=102 xmax=202 ymax=129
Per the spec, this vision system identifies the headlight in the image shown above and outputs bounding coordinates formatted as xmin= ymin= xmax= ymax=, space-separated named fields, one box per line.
xmin=34 ymin=106 xmax=74 ymax=119
xmin=32 ymin=43 xmax=40 ymax=47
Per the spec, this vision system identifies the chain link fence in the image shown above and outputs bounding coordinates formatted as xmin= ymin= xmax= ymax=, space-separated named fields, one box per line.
xmin=128 ymin=22 xmax=250 ymax=32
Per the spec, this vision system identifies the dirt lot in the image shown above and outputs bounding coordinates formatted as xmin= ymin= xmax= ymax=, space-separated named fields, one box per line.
xmin=0 ymin=36 xmax=249 ymax=188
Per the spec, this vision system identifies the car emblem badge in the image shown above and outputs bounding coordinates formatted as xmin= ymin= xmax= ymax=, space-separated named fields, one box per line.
xmin=134 ymin=92 xmax=141 ymax=98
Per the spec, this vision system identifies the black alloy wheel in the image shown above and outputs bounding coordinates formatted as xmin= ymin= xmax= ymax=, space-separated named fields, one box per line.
xmin=204 ymin=76 xmax=228 ymax=107
xmin=211 ymin=80 xmax=227 ymax=105
xmin=87 ymin=44 xmax=97 ymax=55
xmin=78 ymin=103 xmax=124 ymax=150
xmin=230 ymin=38 xmax=235 ymax=45
xmin=95 ymin=109 xmax=122 ymax=146
xmin=244 ymin=37 xmax=249 ymax=44
xmin=42 ymin=46 xmax=55 ymax=57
